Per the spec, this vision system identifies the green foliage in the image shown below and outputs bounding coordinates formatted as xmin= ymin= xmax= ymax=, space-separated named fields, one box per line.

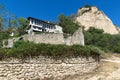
xmin=0 ymin=4 xmax=6 ymax=30
xmin=0 ymin=16 xmax=4 ymax=30
xmin=58 ymin=14 xmax=80 ymax=34
xmin=0 ymin=30 xmax=10 ymax=48
xmin=0 ymin=48 xmax=6 ymax=60
xmin=7 ymin=17 xmax=28 ymax=37
xmin=17 ymin=17 xmax=28 ymax=36
xmin=0 ymin=4 xmax=28 ymax=37
xmin=9 ymin=19 xmax=18 ymax=28
xmin=0 ymin=31 xmax=9 ymax=40
xmin=84 ymin=4 xmax=91 ymax=8
xmin=79 ymin=5 xmax=91 ymax=16
xmin=87 ymin=27 xmax=104 ymax=34
xmin=0 ymin=41 xmax=103 ymax=61
xmin=0 ymin=3 xmax=29 ymax=42
xmin=84 ymin=27 xmax=120 ymax=53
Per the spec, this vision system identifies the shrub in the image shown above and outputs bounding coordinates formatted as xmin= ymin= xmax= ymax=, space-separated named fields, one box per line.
xmin=0 ymin=48 xmax=6 ymax=60
xmin=0 ymin=41 xmax=104 ymax=61
xmin=84 ymin=4 xmax=91 ymax=8
xmin=58 ymin=14 xmax=80 ymax=34
xmin=84 ymin=27 xmax=120 ymax=54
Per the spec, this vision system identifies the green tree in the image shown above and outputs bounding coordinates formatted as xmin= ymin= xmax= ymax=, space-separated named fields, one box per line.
xmin=84 ymin=27 xmax=120 ymax=53
xmin=0 ymin=16 xmax=4 ymax=30
xmin=84 ymin=4 xmax=91 ymax=8
xmin=17 ymin=17 xmax=29 ymax=36
xmin=0 ymin=4 xmax=10 ymax=47
xmin=7 ymin=17 xmax=29 ymax=36
xmin=0 ymin=4 xmax=5 ymax=30
xmin=58 ymin=14 xmax=80 ymax=34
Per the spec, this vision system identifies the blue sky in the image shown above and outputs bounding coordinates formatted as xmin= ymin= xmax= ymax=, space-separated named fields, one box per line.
xmin=1 ymin=0 xmax=120 ymax=26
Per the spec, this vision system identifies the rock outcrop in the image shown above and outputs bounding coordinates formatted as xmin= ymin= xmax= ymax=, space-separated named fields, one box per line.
xmin=76 ymin=6 xmax=119 ymax=34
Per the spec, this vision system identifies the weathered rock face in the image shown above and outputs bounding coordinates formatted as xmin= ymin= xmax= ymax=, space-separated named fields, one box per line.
xmin=76 ymin=6 xmax=119 ymax=34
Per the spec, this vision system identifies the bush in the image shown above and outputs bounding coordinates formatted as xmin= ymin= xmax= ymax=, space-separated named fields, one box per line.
xmin=84 ymin=4 xmax=91 ymax=8
xmin=84 ymin=27 xmax=120 ymax=53
xmin=58 ymin=14 xmax=80 ymax=34
xmin=0 ymin=48 xmax=6 ymax=60
xmin=0 ymin=41 xmax=104 ymax=61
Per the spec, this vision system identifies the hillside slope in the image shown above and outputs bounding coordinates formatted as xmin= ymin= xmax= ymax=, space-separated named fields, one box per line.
xmin=76 ymin=6 xmax=119 ymax=34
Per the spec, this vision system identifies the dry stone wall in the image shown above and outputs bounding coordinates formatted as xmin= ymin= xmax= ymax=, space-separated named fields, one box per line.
xmin=2 ymin=37 xmax=20 ymax=48
xmin=23 ymin=33 xmax=65 ymax=45
xmin=0 ymin=57 xmax=98 ymax=80
xmin=2 ymin=28 xmax=84 ymax=47
xmin=65 ymin=28 xmax=84 ymax=46
xmin=23 ymin=28 xmax=84 ymax=46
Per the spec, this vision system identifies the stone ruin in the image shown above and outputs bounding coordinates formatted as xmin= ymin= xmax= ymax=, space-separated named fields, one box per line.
xmin=3 ymin=28 xmax=84 ymax=48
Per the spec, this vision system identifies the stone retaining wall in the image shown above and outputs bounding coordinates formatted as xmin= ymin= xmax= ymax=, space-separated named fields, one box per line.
xmin=3 ymin=28 xmax=85 ymax=48
xmin=65 ymin=28 xmax=84 ymax=46
xmin=23 ymin=33 xmax=65 ymax=45
xmin=23 ymin=28 xmax=84 ymax=46
xmin=0 ymin=57 xmax=98 ymax=80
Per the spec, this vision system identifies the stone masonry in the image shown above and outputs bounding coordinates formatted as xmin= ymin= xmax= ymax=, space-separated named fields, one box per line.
xmin=23 ymin=33 xmax=65 ymax=45
xmin=23 ymin=27 xmax=84 ymax=46
xmin=3 ymin=27 xmax=84 ymax=48
xmin=65 ymin=28 xmax=84 ymax=46
xmin=0 ymin=57 xmax=98 ymax=80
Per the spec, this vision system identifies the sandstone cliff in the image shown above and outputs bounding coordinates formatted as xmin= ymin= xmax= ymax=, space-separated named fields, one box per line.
xmin=76 ymin=6 xmax=119 ymax=34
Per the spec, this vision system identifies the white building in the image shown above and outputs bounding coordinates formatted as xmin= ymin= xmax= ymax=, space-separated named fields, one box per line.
xmin=28 ymin=17 xmax=63 ymax=34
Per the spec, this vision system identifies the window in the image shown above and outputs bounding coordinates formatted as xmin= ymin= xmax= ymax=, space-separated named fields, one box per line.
xmin=31 ymin=19 xmax=33 ymax=24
